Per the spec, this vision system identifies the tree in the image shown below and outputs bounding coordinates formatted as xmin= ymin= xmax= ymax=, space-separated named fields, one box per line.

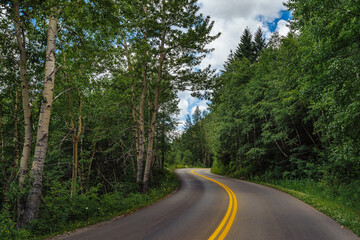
xmin=184 ymin=114 xmax=193 ymax=130
xmin=117 ymin=0 xmax=219 ymax=191
xmin=19 ymin=5 xmax=59 ymax=227
xmin=253 ymin=27 xmax=266 ymax=59
xmin=234 ymin=27 xmax=255 ymax=63
xmin=192 ymin=106 xmax=202 ymax=124
xmin=12 ymin=0 xmax=33 ymax=219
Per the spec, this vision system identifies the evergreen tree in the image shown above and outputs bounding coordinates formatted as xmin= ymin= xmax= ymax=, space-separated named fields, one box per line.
xmin=234 ymin=27 xmax=255 ymax=63
xmin=253 ymin=27 xmax=266 ymax=59
xmin=223 ymin=50 xmax=234 ymax=71
xmin=184 ymin=114 xmax=192 ymax=130
xmin=192 ymin=106 xmax=202 ymax=124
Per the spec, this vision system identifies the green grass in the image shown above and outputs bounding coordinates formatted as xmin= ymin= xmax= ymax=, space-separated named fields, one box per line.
xmin=1 ymin=170 xmax=179 ymax=240
xmin=252 ymin=179 xmax=360 ymax=237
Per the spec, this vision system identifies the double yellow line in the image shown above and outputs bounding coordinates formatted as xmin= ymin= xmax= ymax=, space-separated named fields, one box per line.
xmin=191 ymin=170 xmax=237 ymax=240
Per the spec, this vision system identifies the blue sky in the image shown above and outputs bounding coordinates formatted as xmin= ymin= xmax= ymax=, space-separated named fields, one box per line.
xmin=177 ymin=1 xmax=292 ymax=129
xmin=259 ymin=10 xmax=292 ymax=32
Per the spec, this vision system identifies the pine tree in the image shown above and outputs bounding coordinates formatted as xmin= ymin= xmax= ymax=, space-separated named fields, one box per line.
xmin=253 ymin=27 xmax=266 ymax=60
xmin=234 ymin=27 xmax=255 ymax=63
xmin=184 ymin=114 xmax=192 ymax=131
xmin=192 ymin=106 xmax=202 ymax=124
xmin=223 ymin=50 xmax=234 ymax=72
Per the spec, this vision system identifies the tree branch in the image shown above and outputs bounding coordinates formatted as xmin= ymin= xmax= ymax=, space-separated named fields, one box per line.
xmin=53 ymin=88 xmax=73 ymax=102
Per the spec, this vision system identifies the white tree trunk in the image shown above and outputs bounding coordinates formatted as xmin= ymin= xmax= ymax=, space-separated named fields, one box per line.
xmin=20 ymin=12 xmax=58 ymax=227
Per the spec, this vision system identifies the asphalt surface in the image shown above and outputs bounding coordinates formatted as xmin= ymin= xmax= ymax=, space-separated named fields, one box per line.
xmin=59 ymin=169 xmax=359 ymax=240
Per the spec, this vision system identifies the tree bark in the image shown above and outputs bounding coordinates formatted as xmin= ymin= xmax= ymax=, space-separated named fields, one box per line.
xmin=0 ymin=104 xmax=4 ymax=196
xmin=13 ymin=0 xmax=33 ymax=221
xmin=19 ymin=12 xmax=58 ymax=227
xmin=143 ymin=55 xmax=165 ymax=192
xmin=137 ymin=65 xmax=147 ymax=187
xmin=87 ymin=115 xmax=102 ymax=185
xmin=142 ymin=1 xmax=166 ymax=192
xmin=71 ymin=98 xmax=82 ymax=197
xmin=123 ymin=36 xmax=143 ymax=187
xmin=12 ymin=90 xmax=19 ymax=180
xmin=0 ymin=104 xmax=3 ymax=167
xmin=142 ymin=70 xmax=161 ymax=192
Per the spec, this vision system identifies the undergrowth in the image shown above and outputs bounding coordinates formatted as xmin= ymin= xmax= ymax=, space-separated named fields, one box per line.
xmin=0 ymin=170 xmax=179 ymax=240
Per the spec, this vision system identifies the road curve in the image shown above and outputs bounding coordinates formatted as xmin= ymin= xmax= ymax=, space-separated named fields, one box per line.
xmin=58 ymin=169 xmax=359 ymax=240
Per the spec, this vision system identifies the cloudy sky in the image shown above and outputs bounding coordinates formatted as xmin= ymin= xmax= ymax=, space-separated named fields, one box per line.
xmin=176 ymin=0 xmax=291 ymax=128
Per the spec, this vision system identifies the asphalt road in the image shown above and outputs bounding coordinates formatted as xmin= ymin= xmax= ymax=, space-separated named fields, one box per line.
xmin=58 ymin=169 xmax=359 ymax=240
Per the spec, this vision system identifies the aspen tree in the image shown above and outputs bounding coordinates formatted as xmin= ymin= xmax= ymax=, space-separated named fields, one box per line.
xmin=13 ymin=0 xmax=33 ymax=220
xmin=20 ymin=7 xmax=58 ymax=227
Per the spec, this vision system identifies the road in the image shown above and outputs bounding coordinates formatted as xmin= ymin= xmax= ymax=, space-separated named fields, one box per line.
xmin=59 ymin=169 xmax=359 ymax=240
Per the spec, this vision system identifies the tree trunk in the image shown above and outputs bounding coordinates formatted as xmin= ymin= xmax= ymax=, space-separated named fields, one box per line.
xmin=137 ymin=65 xmax=147 ymax=187
xmin=71 ymin=99 xmax=82 ymax=197
xmin=0 ymin=104 xmax=3 ymax=167
xmin=87 ymin=115 xmax=102 ymax=185
xmin=19 ymin=12 xmax=58 ymax=227
xmin=275 ymin=140 xmax=288 ymax=158
xmin=301 ymin=123 xmax=320 ymax=150
xmin=161 ymin=150 xmax=165 ymax=169
xmin=143 ymin=3 xmax=166 ymax=191
xmin=0 ymin=104 xmax=5 ymax=205
xmin=0 ymin=104 xmax=4 ymax=197
xmin=13 ymin=0 xmax=33 ymax=221
xmin=12 ymin=90 xmax=19 ymax=180
xmin=143 ymin=81 xmax=159 ymax=192
xmin=132 ymin=85 xmax=141 ymax=180
xmin=143 ymin=52 xmax=165 ymax=192
xmin=123 ymin=36 xmax=143 ymax=187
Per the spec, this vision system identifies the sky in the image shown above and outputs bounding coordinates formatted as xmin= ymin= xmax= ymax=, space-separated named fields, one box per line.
xmin=176 ymin=0 xmax=292 ymax=129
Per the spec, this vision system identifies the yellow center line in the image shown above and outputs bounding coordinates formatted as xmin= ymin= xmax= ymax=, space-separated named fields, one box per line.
xmin=191 ymin=169 xmax=237 ymax=240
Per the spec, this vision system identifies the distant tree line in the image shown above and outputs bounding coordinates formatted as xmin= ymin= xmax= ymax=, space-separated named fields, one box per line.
xmin=167 ymin=106 xmax=213 ymax=167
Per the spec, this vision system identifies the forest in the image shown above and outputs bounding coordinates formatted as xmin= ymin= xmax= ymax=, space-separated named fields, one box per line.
xmin=1 ymin=0 xmax=360 ymax=238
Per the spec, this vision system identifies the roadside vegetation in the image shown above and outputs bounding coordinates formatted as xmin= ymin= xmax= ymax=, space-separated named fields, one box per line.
xmin=0 ymin=170 xmax=179 ymax=240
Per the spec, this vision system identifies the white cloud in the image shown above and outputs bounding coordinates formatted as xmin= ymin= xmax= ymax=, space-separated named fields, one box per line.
xmin=178 ymin=98 xmax=189 ymax=120
xmin=176 ymin=1 xmax=289 ymax=126
xmin=198 ymin=0 xmax=287 ymax=70
xmin=275 ymin=19 xmax=290 ymax=37
xmin=191 ymin=103 xmax=208 ymax=115
xmin=177 ymin=90 xmax=196 ymax=105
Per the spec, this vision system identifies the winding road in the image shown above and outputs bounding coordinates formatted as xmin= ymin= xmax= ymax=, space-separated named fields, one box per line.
xmin=59 ymin=169 xmax=359 ymax=240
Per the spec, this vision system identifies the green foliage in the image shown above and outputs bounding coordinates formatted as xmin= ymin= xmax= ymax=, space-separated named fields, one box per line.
xmin=10 ymin=170 xmax=178 ymax=239
xmin=234 ymin=27 xmax=255 ymax=63
xmin=167 ymin=107 xmax=213 ymax=168
xmin=0 ymin=206 xmax=31 ymax=240
xmin=209 ymin=14 xmax=359 ymax=185
xmin=285 ymin=0 xmax=360 ymax=183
